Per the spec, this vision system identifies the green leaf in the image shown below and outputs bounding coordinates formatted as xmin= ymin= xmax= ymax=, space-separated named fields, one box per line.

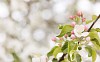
xmin=70 ymin=50 xmax=75 ymax=60
xmin=61 ymin=41 xmax=68 ymax=53
xmin=68 ymin=54 xmax=71 ymax=61
xmin=91 ymin=28 xmax=100 ymax=32
xmin=92 ymin=48 xmax=97 ymax=62
xmin=86 ymin=15 xmax=97 ymax=24
xmin=76 ymin=53 xmax=82 ymax=62
xmin=52 ymin=58 xmax=58 ymax=62
xmin=86 ymin=20 xmax=93 ymax=24
xmin=89 ymin=31 xmax=100 ymax=50
xmin=53 ymin=46 xmax=62 ymax=57
xmin=92 ymin=15 xmax=97 ymax=20
xmin=58 ymin=24 xmax=63 ymax=29
xmin=57 ymin=25 xmax=73 ymax=37
xmin=12 ymin=52 xmax=20 ymax=62
xmin=85 ymin=46 xmax=97 ymax=62
xmin=47 ymin=46 xmax=58 ymax=57
xmin=68 ymin=41 xmax=77 ymax=54
xmin=85 ymin=46 xmax=92 ymax=57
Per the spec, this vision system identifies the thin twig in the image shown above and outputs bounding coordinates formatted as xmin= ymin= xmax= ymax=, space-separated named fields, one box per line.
xmin=58 ymin=14 xmax=100 ymax=62
xmin=87 ymin=14 xmax=100 ymax=32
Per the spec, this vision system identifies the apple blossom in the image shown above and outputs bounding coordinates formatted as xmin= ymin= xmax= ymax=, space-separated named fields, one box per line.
xmin=84 ymin=25 xmax=88 ymax=31
xmin=86 ymin=37 xmax=90 ymax=41
xmin=74 ymin=25 xmax=89 ymax=37
xmin=71 ymin=22 xmax=76 ymax=27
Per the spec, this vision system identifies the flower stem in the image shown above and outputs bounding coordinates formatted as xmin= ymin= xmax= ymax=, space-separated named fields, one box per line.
xmin=58 ymin=14 xmax=100 ymax=62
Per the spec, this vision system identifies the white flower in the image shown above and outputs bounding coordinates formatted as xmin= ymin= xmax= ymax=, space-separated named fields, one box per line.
xmin=74 ymin=25 xmax=89 ymax=37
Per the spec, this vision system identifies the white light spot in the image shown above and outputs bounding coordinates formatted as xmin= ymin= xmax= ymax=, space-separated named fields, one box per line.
xmin=0 ymin=33 xmax=6 ymax=44
xmin=93 ymin=3 xmax=100 ymax=15
xmin=41 ymin=9 xmax=53 ymax=20
xmin=77 ymin=0 xmax=92 ymax=12
xmin=11 ymin=11 xmax=24 ymax=22
xmin=33 ymin=29 xmax=46 ymax=41
xmin=0 ymin=2 xmax=9 ymax=18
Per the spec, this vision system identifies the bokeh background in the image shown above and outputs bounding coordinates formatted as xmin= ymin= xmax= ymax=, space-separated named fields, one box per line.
xmin=0 ymin=0 xmax=100 ymax=62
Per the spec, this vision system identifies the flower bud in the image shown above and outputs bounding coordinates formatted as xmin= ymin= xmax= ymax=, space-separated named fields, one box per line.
xmin=82 ymin=17 xmax=86 ymax=22
xmin=64 ymin=34 xmax=68 ymax=38
xmin=69 ymin=16 xmax=75 ymax=20
xmin=71 ymin=30 xmax=74 ymax=34
xmin=71 ymin=22 xmax=76 ymax=27
xmin=71 ymin=34 xmax=76 ymax=39
xmin=84 ymin=25 xmax=88 ymax=31
xmin=51 ymin=37 xmax=56 ymax=42
xmin=77 ymin=11 xmax=83 ymax=17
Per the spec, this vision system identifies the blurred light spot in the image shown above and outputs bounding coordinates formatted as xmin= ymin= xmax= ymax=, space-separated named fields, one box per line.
xmin=11 ymin=10 xmax=24 ymax=22
xmin=53 ymin=1 xmax=67 ymax=14
xmin=41 ymin=9 xmax=53 ymax=20
xmin=93 ymin=3 xmax=100 ymax=15
xmin=0 ymin=33 xmax=6 ymax=44
xmin=77 ymin=0 xmax=92 ymax=12
xmin=0 ymin=2 xmax=9 ymax=18
xmin=33 ymin=29 xmax=46 ymax=41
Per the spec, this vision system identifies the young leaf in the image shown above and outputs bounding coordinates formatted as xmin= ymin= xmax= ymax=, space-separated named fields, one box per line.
xmin=47 ymin=46 xmax=58 ymax=57
xmin=12 ymin=52 xmax=20 ymax=62
xmin=92 ymin=15 xmax=97 ymax=20
xmin=52 ymin=58 xmax=58 ymax=62
xmin=58 ymin=24 xmax=63 ymax=29
xmin=86 ymin=20 xmax=93 ymax=24
xmin=68 ymin=54 xmax=71 ymax=61
xmin=85 ymin=46 xmax=92 ymax=57
xmin=76 ymin=53 xmax=82 ymax=62
xmin=61 ymin=41 xmax=68 ymax=53
xmin=53 ymin=46 xmax=62 ymax=58
xmin=68 ymin=41 xmax=77 ymax=54
xmin=92 ymin=48 xmax=97 ymax=62
xmin=57 ymin=25 xmax=73 ymax=37
xmin=89 ymin=31 xmax=100 ymax=49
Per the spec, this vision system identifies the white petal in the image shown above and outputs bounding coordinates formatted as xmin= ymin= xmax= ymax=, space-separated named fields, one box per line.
xmin=74 ymin=25 xmax=84 ymax=33
xmin=81 ymin=32 xmax=89 ymax=37
xmin=56 ymin=52 xmax=63 ymax=60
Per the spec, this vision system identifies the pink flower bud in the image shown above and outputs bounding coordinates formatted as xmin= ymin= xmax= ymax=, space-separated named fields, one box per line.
xmin=84 ymin=25 xmax=88 ymax=31
xmin=77 ymin=11 xmax=83 ymax=17
xmin=64 ymin=34 xmax=68 ymax=38
xmin=71 ymin=30 xmax=74 ymax=34
xmin=82 ymin=17 xmax=86 ymax=22
xmin=71 ymin=34 xmax=76 ymax=39
xmin=69 ymin=16 xmax=75 ymax=20
xmin=51 ymin=37 xmax=56 ymax=42
xmin=71 ymin=22 xmax=76 ymax=27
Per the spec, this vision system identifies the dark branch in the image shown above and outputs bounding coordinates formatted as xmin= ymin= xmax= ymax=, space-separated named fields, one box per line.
xmin=58 ymin=14 xmax=100 ymax=62
xmin=87 ymin=14 xmax=100 ymax=32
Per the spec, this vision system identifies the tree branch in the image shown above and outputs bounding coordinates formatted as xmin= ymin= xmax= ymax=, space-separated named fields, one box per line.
xmin=58 ymin=14 xmax=100 ymax=62
xmin=87 ymin=14 xmax=100 ymax=32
